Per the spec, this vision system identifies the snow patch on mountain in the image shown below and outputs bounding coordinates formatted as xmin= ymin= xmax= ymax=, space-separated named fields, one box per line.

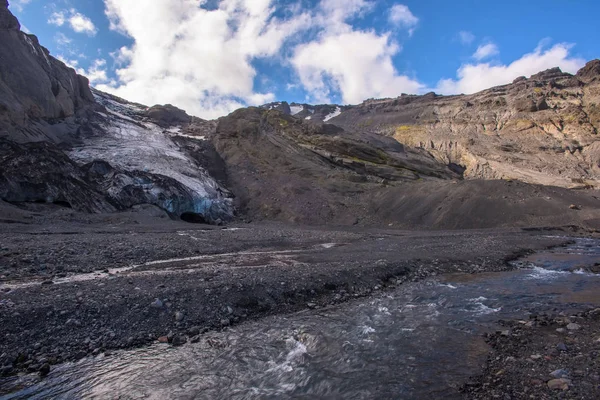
xmin=290 ymin=105 xmax=304 ymax=115
xmin=323 ymin=107 xmax=342 ymax=122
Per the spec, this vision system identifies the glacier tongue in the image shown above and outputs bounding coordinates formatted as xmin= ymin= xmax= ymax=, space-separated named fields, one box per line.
xmin=68 ymin=90 xmax=234 ymax=223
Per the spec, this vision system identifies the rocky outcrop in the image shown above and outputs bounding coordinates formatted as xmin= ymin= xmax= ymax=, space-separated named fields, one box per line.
xmin=146 ymin=104 xmax=191 ymax=128
xmin=325 ymin=60 xmax=600 ymax=189
xmin=0 ymin=2 xmax=95 ymax=142
xmin=0 ymin=139 xmax=116 ymax=212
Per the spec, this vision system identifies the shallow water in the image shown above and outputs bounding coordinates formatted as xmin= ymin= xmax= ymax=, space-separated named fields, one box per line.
xmin=2 ymin=238 xmax=600 ymax=399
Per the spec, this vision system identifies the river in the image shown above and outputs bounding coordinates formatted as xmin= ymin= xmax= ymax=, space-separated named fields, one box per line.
xmin=2 ymin=238 xmax=599 ymax=399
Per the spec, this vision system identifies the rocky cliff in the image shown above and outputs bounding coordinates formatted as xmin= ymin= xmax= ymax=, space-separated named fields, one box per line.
xmin=320 ymin=62 xmax=600 ymax=189
xmin=0 ymin=0 xmax=96 ymax=143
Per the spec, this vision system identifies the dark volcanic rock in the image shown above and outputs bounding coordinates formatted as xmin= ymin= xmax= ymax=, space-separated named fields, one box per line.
xmin=0 ymin=0 xmax=18 ymax=29
xmin=0 ymin=139 xmax=115 ymax=212
xmin=0 ymin=2 xmax=95 ymax=142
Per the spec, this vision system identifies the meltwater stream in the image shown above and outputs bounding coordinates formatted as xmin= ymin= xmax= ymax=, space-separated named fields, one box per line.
xmin=2 ymin=239 xmax=600 ymax=399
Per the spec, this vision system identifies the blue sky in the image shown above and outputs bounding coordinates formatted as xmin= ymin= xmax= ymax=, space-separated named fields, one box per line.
xmin=9 ymin=0 xmax=599 ymax=118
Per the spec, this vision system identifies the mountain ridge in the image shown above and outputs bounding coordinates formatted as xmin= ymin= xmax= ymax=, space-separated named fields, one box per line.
xmin=0 ymin=1 xmax=599 ymax=229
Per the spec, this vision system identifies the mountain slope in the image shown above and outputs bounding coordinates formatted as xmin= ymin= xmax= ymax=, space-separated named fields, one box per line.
xmin=321 ymin=64 xmax=600 ymax=189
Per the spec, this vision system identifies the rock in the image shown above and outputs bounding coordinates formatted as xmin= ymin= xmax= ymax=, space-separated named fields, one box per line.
xmin=157 ymin=336 xmax=169 ymax=343
xmin=190 ymin=335 xmax=201 ymax=343
xmin=0 ymin=3 xmax=95 ymax=143
xmin=547 ymin=378 xmax=571 ymax=390
xmin=150 ymin=299 xmax=163 ymax=308
xmin=514 ymin=98 xmax=537 ymax=112
xmin=576 ymin=59 xmax=600 ymax=82
xmin=530 ymin=354 xmax=542 ymax=360
xmin=38 ymin=363 xmax=50 ymax=377
xmin=187 ymin=326 xmax=201 ymax=336
xmin=171 ymin=335 xmax=187 ymax=347
xmin=550 ymin=369 xmax=569 ymax=379
xmin=146 ymin=104 xmax=191 ymax=128
xmin=307 ymin=302 xmax=317 ymax=309
xmin=220 ymin=318 xmax=230 ymax=327
xmin=566 ymin=322 xmax=581 ymax=330
xmin=175 ymin=311 xmax=184 ymax=322
xmin=556 ymin=343 xmax=568 ymax=352
xmin=569 ymin=204 xmax=581 ymax=210
xmin=556 ymin=328 xmax=565 ymax=333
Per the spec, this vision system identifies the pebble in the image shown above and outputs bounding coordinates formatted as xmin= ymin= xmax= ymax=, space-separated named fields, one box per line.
xmin=566 ymin=323 xmax=581 ymax=331
xmin=190 ymin=335 xmax=201 ymax=343
xmin=157 ymin=336 xmax=169 ymax=343
xmin=171 ymin=335 xmax=187 ymax=347
xmin=175 ymin=311 xmax=184 ymax=322
xmin=188 ymin=326 xmax=201 ymax=336
xmin=550 ymin=369 xmax=569 ymax=379
xmin=556 ymin=343 xmax=568 ymax=352
xmin=556 ymin=328 xmax=565 ymax=333
xmin=530 ymin=354 xmax=542 ymax=360
xmin=547 ymin=378 xmax=571 ymax=390
xmin=150 ymin=299 xmax=163 ymax=308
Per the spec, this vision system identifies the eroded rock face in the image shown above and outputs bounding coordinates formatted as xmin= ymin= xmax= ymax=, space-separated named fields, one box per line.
xmin=0 ymin=139 xmax=116 ymax=213
xmin=325 ymin=60 xmax=600 ymax=189
xmin=0 ymin=2 xmax=94 ymax=142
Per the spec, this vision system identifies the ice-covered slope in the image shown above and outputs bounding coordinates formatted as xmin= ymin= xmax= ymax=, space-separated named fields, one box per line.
xmin=65 ymin=90 xmax=234 ymax=222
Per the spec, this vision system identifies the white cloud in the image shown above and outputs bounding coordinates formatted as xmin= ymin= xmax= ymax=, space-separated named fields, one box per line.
xmin=8 ymin=0 xmax=31 ymax=12
xmin=436 ymin=43 xmax=586 ymax=95
xmin=48 ymin=11 xmax=66 ymax=27
xmin=69 ymin=11 xmax=97 ymax=35
xmin=293 ymin=31 xmax=423 ymax=104
xmin=98 ymin=0 xmax=311 ymax=119
xmin=458 ymin=31 xmax=475 ymax=45
xmin=48 ymin=9 xmax=97 ymax=36
xmin=472 ymin=43 xmax=499 ymax=61
xmin=291 ymin=1 xmax=423 ymax=104
xmin=54 ymin=32 xmax=72 ymax=46
xmin=81 ymin=59 xmax=110 ymax=85
xmin=389 ymin=4 xmax=419 ymax=35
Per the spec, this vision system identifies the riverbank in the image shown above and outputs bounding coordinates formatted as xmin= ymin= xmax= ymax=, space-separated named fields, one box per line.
xmin=464 ymin=309 xmax=600 ymax=399
xmin=0 ymin=214 xmax=578 ymax=380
